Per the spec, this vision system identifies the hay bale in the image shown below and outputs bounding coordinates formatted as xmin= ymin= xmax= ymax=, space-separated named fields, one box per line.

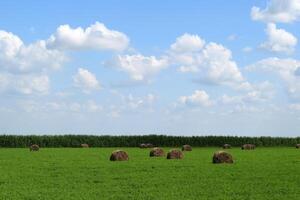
xmin=223 ymin=144 xmax=231 ymax=149
xmin=296 ymin=144 xmax=300 ymax=148
xmin=110 ymin=150 xmax=129 ymax=161
xmin=212 ymin=151 xmax=233 ymax=164
xmin=146 ymin=143 xmax=154 ymax=148
xmin=29 ymin=144 xmax=39 ymax=151
xmin=182 ymin=144 xmax=192 ymax=151
xmin=241 ymin=144 xmax=255 ymax=150
xmin=139 ymin=143 xmax=153 ymax=148
xmin=149 ymin=147 xmax=165 ymax=157
xmin=167 ymin=149 xmax=184 ymax=159
xmin=81 ymin=143 xmax=89 ymax=148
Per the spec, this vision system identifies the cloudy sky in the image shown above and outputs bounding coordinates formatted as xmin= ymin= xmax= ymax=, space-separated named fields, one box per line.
xmin=0 ymin=0 xmax=300 ymax=136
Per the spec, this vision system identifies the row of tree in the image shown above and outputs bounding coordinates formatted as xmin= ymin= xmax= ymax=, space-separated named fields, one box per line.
xmin=0 ymin=135 xmax=299 ymax=147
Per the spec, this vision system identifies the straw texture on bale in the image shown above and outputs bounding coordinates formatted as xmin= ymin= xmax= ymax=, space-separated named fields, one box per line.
xmin=241 ymin=144 xmax=255 ymax=150
xmin=149 ymin=147 xmax=165 ymax=157
xmin=30 ymin=144 xmax=39 ymax=151
xmin=212 ymin=151 xmax=233 ymax=164
xmin=182 ymin=144 xmax=192 ymax=151
xmin=223 ymin=144 xmax=231 ymax=149
xmin=140 ymin=143 xmax=153 ymax=148
xmin=167 ymin=149 xmax=184 ymax=159
xmin=81 ymin=143 xmax=89 ymax=148
xmin=110 ymin=150 xmax=129 ymax=161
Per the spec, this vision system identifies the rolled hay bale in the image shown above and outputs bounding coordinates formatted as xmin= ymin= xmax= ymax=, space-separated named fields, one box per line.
xmin=29 ymin=144 xmax=39 ymax=151
xmin=167 ymin=149 xmax=184 ymax=159
xmin=223 ymin=144 xmax=231 ymax=149
xmin=149 ymin=147 xmax=165 ymax=157
xmin=296 ymin=144 xmax=300 ymax=148
xmin=146 ymin=143 xmax=154 ymax=148
xmin=241 ymin=144 xmax=256 ymax=150
xmin=212 ymin=151 xmax=233 ymax=164
xmin=81 ymin=143 xmax=89 ymax=148
xmin=182 ymin=144 xmax=192 ymax=151
xmin=110 ymin=150 xmax=129 ymax=161
xmin=139 ymin=143 xmax=147 ymax=148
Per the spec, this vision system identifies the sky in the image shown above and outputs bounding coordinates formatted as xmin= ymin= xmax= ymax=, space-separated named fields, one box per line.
xmin=0 ymin=0 xmax=300 ymax=136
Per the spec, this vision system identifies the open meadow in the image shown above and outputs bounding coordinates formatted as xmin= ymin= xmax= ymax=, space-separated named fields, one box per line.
xmin=0 ymin=147 xmax=300 ymax=200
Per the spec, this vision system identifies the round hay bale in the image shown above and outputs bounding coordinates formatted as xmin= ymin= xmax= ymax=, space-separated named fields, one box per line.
xmin=146 ymin=143 xmax=154 ymax=148
xmin=139 ymin=143 xmax=147 ymax=148
xmin=212 ymin=151 xmax=233 ymax=164
xmin=296 ymin=144 xmax=300 ymax=148
xmin=110 ymin=150 xmax=129 ymax=161
xmin=167 ymin=149 xmax=184 ymax=159
xmin=182 ymin=144 xmax=192 ymax=151
xmin=149 ymin=147 xmax=165 ymax=157
xmin=81 ymin=143 xmax=89 ymax=148
xmin=241 ymin=144 xmax=255 ymax=150
xmin=223 ymin=144 xmax=231 ymax=149
xmin=29 ymin=144 xmax=39 ymax=151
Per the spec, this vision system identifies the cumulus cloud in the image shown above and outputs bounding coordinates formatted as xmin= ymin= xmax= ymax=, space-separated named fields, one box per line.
xmin=106 ymin=54 xmax=169 ymax=82
xmin=247 ymin=57 xmax=300 ymax=100
xmin=0 ymin=30 xmax=67 ymax=73
xmin=170 ymin=33 xmax=205 ymax=52
xmin=251 ymin=0 xmax=300 ymax=23
xmin=0 ymin=73 xmax=50 ymax=95
xmin=260 ymin=23 xmax=297 ymax=53
xmin=0 ymin=30 xmax=66 ymax=95
xmin=73 ymin=68 xmax=101 ymax=93
xmin=179 ymin=90 xmax=213 ymax=107
xmin=170 ymin=34 xmax=244 ymax=86
xmin=124 ymin=93 xmax=157 ymax=109
xmin=18 ymin=99 xmax=103 ymax=113
xmin=47 ymin=22 xmax=129 ymax=51
xmin=110 ymin=91 xmax=158 ymax=113
xmin=220 ymin=81 xmax=275 ymax=105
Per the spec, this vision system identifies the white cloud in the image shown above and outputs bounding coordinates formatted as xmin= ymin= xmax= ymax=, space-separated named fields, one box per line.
xmin=170 ymin=34 xmax=244 ymax=86
xmin=247 ymin=57 xmax=300 ymax=72
xmin=220 ymin=94 xmax=242 ymax=105
xmin=260 ymin=23 xmax=297 ymax=53
xmin=251 ymin=0 xmax=300 ymax=23
xmin=47 ymin=22 xmax=129 ymax=51
xmin=18 ymin=100 xmax=103 ymax=113
xmin=170 ymin=33 xmax=205 ymax=52
xmin=179 ymin=90 xmax=213 ymax=107
xmin=289 ymin=103 xmax=300 ymax=111
xmin=247 ymin=57 xmax=300 ymax=100
xmin=232 ymin=105 xmax=265 ymax=113
xmin=221 ymin=81 xmax=275 ymax=105
xmin=107 ymin=54 xmax=169 ymax=82
xmin=85 ymin=100 xmax=103 ymax=112
xmin=73 ymin=68 xmax=100 ymax=93
xmin=0 ymin=73 xmax=50 ymax=95
xmin=200 ymin=43 xmax=244 ymax=84
xmin=124 ymin=93 xmax=157 ymax=109
xmin=242 ymin=46 xmax=253 ymax=53
xmin=0 ymin=30 xmax=67 ymax=73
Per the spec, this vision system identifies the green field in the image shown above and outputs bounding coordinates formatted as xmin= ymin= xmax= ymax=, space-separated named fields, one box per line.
xmin=0 ymin=147 xmax=300 ymax=200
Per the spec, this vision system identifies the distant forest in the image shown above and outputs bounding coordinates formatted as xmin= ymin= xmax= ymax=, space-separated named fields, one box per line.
xmin=0 ymin=135 xmax=299 ymax=147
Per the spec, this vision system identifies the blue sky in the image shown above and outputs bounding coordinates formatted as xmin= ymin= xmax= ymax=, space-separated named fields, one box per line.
xmin=0 ymin=0 xmax=300 ymax=136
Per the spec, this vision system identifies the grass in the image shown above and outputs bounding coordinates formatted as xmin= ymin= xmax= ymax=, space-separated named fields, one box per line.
xmin=0 ymin=147 xmax=300 ymax=200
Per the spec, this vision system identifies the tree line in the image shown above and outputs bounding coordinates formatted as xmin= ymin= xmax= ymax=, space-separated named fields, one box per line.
xmin=0 ymin=135 xmax=299 ymax=147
